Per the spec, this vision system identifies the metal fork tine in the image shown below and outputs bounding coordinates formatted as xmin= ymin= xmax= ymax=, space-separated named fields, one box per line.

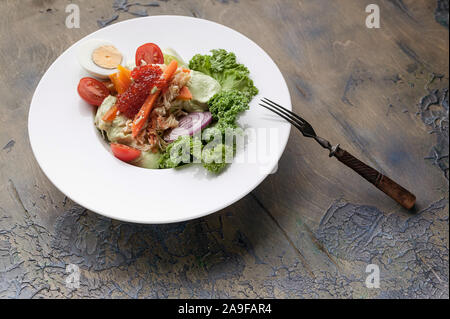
xmin=260 ymin=99 xmax=305 ymax=129
xmin=262 ymin=97 xmax=307 ymax=125
xmin=260 ymin=98 xmax=317 ymax=138
xmin=259 ymin=103 xmax=305 ymax=132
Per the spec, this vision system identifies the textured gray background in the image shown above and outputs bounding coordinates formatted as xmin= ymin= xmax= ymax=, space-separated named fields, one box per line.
xmin=0 ymin=0 xmax=448 ymax=298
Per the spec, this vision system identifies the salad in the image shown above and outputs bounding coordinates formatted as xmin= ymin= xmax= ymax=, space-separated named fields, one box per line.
xmin=76 ymin=41 xmax=258 ymax=173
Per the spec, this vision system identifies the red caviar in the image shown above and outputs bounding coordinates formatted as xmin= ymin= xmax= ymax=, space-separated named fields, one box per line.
xmin=116 ymin=65 xmax=165 ymax=119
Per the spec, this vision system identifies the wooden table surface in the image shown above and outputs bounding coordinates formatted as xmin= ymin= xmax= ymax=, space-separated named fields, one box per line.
xmin=0 ymin=0 xmax=448 ymax=299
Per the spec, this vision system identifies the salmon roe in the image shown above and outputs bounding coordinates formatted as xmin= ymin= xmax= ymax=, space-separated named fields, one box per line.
xmin=116 ymin=65 xmax=164 ymax=119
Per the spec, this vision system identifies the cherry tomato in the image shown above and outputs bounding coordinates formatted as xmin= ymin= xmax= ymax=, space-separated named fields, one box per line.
xmin=111 ymin=143 xmax=141 ymax=162
xmin=77 ymin=77 xmax=109 ymax=106
xmin=135 ymin=43 xmax=164 ymax=66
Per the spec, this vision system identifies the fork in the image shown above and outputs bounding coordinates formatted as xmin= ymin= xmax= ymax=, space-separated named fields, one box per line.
xmin=260 ymin=98 xmax=416 ymax=210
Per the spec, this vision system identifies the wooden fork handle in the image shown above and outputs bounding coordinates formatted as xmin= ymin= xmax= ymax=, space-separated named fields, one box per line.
xmin=331 ymin=146 xmax=416 ymax=210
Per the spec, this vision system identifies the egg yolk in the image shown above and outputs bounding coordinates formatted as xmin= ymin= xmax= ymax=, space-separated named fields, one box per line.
xmin=92 ymin=45 xmax=122 ymax=69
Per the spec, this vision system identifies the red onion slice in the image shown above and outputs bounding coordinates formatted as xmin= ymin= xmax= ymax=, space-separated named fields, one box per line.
xmin=164 ymin=112 xmax=212 ymax=142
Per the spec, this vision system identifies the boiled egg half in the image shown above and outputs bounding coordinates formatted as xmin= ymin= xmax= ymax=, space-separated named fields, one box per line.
xmin=77 ymin=39 xmax=124 ymax=79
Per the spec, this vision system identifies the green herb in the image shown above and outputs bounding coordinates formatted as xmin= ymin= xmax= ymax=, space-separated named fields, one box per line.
xmin=202 ymin=143 xmax=233 ymax=173
xmin=208 ymin=90 xmax=250 ymax=130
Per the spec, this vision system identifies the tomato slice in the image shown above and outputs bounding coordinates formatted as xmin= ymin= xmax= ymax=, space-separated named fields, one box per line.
xmin=77 ymin=77 xmax=109 ymax=106
xmin=135 ymin=43 xmax=164 ymax=66
xmin=111 ymin=143 xmax=141 ymax=163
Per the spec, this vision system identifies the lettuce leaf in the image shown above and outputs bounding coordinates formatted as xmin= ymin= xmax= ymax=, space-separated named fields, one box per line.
xmin=189 ymin=49 xmax=258 ymax=99
xmin=163 ymin=48 xmax=188 ymax=67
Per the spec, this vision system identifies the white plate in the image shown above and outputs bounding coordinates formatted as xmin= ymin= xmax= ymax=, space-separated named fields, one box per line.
xmin=28 ymin=16 xmax=291 ymax=224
